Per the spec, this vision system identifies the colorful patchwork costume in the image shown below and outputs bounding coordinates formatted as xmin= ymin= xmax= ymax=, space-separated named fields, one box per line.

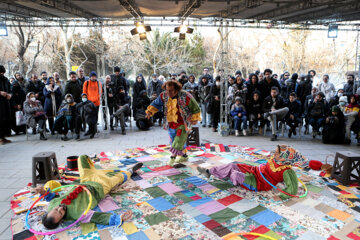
xmin=146 ymin=90 xmax=201 ymax=164
xmin=48 ymin=155 xmax=131 ymax=225
xmin=201 ymin=145 xmax=306 ymax=199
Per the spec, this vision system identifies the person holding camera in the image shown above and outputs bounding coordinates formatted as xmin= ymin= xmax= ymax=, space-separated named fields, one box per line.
xmin=322 ymin=105 xmax=345 ymax=144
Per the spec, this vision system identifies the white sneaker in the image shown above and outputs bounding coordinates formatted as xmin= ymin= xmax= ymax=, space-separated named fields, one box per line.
xmin=235 ymin=130 xmax=239 ymax=136
xmin=242 ymin=129 xmax=247 ymax=136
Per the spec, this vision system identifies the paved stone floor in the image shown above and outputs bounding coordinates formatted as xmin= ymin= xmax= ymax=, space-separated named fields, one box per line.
xmin=1 ymin=124 xmax=360 ymax=239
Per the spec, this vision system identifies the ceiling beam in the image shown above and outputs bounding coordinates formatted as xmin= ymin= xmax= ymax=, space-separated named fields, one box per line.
xmin=118 ymin=0 xmax=143 ymax=19
xmin=0 ymin=2 xmax=56 ymax=19
xmin=179 ymin=0 xmax=201 ymax=19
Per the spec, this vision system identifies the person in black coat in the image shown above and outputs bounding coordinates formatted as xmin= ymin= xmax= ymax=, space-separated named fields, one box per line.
xmin=245 ymin=73 xmax=260 ymax=102
xmin=322 ymin=105 xmax=345 ymax=144
xmin=114 ymin=86 xmax=131 ymax=135
xmin=43 ymin=77 xmax=62 ymax=135
xmin=329 ymin=89 xmax=344 ymax=108
xmin=54 ymin=94 xmax=77 ymax=141
xmin=102 ymin=75 xmax=116 ymax=131
xmin=75 ymin=93 xmax=98 ymax=140
xmin=147 ymin=74 xmax=164 ymax=126
xmin=65 ymin=71 xmax=83 ymax=104
xmin=343 ymin=74 xmax=356 ymax=98
xmin=262 ymin=86 xmax=289 ymax=141
xmin=308 ymin=92 xmax=329 ymax=138
xmin=133 ymin=75 xmax=147 ymax=108
xmin=296 ymin=74 xmax=312 ymax=112
xmin=285 ymin=92 xmax=302 ymax=138
xmin=134 ymin=90 xmax=152 ymax=130
xmin=284 ymin=73 xmax=298 ymax=100
xmin=246 ymin=90 xmax=263 ymax=135
xmin=258 ymin=69 xmax=281 ymax=99
xmin=10 ymin=80 xmax=26 ymax=135
xmin=198 ymin=67 xmax=214 ymax=85
xmin=111 ymin=66 xmax=127 ymax=94
xmin=209 ymin=76 xmax=221 ymax=132
xmin=0 ymin=65 xmax=12 ymax=144
xmin=303 ymin=87 xmax=319 ymax=134
xmin=26 ymin=74 xmax=45 ymax=105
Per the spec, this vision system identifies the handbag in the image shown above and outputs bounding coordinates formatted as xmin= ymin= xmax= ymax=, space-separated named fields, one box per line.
xmin=16 ymin=111 xmax=26 ymax=126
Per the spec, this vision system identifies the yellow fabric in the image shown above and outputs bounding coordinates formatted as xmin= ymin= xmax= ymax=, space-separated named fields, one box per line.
xmin=166 ymin=97 xmax=178 ymax=123
xmin=78 ymin=156 xmax=131 ymax=195
xmin=268 ymin=156 xmax=292 ymax=172
xmin=44 ymin=180 xmax=62 ymax=193
xmin=191 ymin=112 xmax=201 ymax=122
xmin=345 ymin=106 xmax=360 ymax=113
xmin=145 ymin=105 xmax=159 ymax=117
xmin=122 ymin=222 xmax=138 ymax=235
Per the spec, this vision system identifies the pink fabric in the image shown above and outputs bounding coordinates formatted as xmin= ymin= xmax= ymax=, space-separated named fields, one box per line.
xmin=158 ymin=182 xmax=182 ymax=194
xmin=209 ymin=163 xmax=246 ymax=185
xmin=135 ymin=179 xmax=153 ymax=189
xmin=136 ymin=156 xmax=156 ymax=162
xmin=80 ymin=210 xmax=95 ymax=223
xmin=141 ymin=168 xmax=182 ymax=179
xmin=195 ymin=201 xmax=226 ymax=215
xmin=98 ymin=196 xmax=120 ymax=212
xmin=198 ymin=183 xmax=217 ymax=192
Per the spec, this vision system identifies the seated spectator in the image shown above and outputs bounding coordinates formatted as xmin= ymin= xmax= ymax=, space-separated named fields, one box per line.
xmin=230 ymin=97 xmax=247 ymax=136
xmin=245 ymin=73 xmax=260 ymax=102
xmin=75 ymin=93 xmax=97 ymax=140
xmin=285 ymin=92 xmax=302 ymax=138
xmin=232 ymin=75 xmax=248 ymax=104
xmin=343 ymin=95 xmax=360 ymax=144
xmin=262 ymin=86 xmax=289 ymax=141
xmin=322 ymin=106 xmax=345 ymax=144
xmin=209 ymin=76 xmax=221 ymax=132
xmin=329 ymin=89 xmax=344 ymax=108
xmin=183 ymin=74 xmax=199 ymax=101
xmin=43 ymin=77 xmax=62 ymax=135
xmin=318 ymin=74 xmax=335 ymax=102
xmin=198 ymin=76 xmax=212 ymax=128
xmin=114 ymin=86 xmax=131 ymax=135
xmin=134 ymin=90 xmax=152 ymax=130
xmin=54 ymin=94 xmax=76 ymax=141
xmin=23 ymin=92 xmax=47 ymax=140
xmin=303 ymin=86 xmax=318 ymax=134
xmin=10 ymin=80 xmax=26 ymax=135
xmin=247 ymin=90 xmax=263 ymax=135
xmin=308 ymin=92 xmax=328 ymax=138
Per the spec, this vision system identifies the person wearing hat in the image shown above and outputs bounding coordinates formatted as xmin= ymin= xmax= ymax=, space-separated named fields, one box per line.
xmin=230 ymin=96 xmax=248 ymax=136
xmin=198 ymin=67 xmax=213 ymax=85
xmin=308 ymin=92 xmax=329 ymax=138
xmin=147 ymin=73 xmax=164 ymax=126
xmin=114 ymin=86 xmax=131 ymax=135
xmin=74 ymin=93 xmax=98 ymax=140
xmin=0 ymin=65 xmax=12 ymax=144
xmin=110 ymin=66 xmax=127 ymax=94
xmin=65 ymin=71 xmax=82 ymax=104
xmin=322 ymin=105 xmax=345 ymax=144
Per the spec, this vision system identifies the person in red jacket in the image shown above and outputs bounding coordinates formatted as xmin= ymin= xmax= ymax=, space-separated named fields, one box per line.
xmin=197 ymin=145 xmax=306 ymax=199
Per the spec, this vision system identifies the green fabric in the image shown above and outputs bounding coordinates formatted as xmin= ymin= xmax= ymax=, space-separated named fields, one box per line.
xmin=144 ymin=212 xmax=169 ymax=226
xmin=141 ymin=167 xmax=152 ymax=172
xmin=90 ymin=212 xmax=112 ymax=225
xmin=172 ymin=125 xmax=188 ymax=151
xmin=243 ymin=173 xmax=257 ymax=189
xmin=80 ymin=222 xmax=97 ymax=234
xmin=279 ymin=169 xmax=298 ymax=200
xmin=48 ymin=181 xmax=104 ymax=221
xmin=167 ymin=173 xmax=190 ymax=181
xmin=242 ymin=205 xmax=267 ymax=217
xmin=188 ymin=96 xmax=201 ymax=115
xmin=262 ymin=230 xmax=283 ymax=240
xmin=173 ymin=192 xmax=193 ymax=203
xmin=144 ymin=186 xmax=167 ymax=198
xmin=143 ymin=160 xmax=162 ymax=167
xmin=209 ymin=208 xmax=240 ymax=223
xmin=110 ymin=191 xmax=127 ymax=197
xmin=210 ymin=180 xmax=234 ymax=190
xmin=79 ymin=156 xmax=92 ymax=169
xmin=306 ymin=184 xmax=323 ymax=193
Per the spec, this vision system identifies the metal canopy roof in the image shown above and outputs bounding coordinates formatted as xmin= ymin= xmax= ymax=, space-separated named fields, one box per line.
xmin=0 ymin=0 xmax=359 ymax=24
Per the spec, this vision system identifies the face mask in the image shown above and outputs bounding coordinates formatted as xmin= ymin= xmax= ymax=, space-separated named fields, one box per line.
xmin=66 ymin=98 xmax=72 ymax=103
xmin=340 ymin=102 xmax=346 ymax=106
xmin=338 ymin=93 xmax=343 ymax=97
xmin=82 ymin=98 xmax=87 ymax=102
xmin=216 ymin=81 xmax=221 ymax=86
xmin=30 ymin=97 xmax=36 ymax=102
xmin=42 ymin=77 xmax=47 ymax=80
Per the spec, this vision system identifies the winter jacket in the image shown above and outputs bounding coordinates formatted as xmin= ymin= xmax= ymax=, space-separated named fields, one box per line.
xmin=57 ymin=94 xmax=77 ymax=117
xmin=198 ymin=74 xmax=213 ymax=85
xmin=284 ymin=79 xmax=298 ymax=100
xmin=259 ymin=78 xmax=281 ymax=99
xmin=183 ymin=81 xmax=199 ymax=101
xmin=133 ymin=77 xmax=147 ymax=108
xmin=343 ymin=81 xmax=357 ymax=97
xmin=77 ymin=76 xmax=88 ymax=87
xmin=230 ymin=103 xmax=246 ymax=118
xmin=245 ymin=80 xmax=260 ymax=101
xmin=304 ymin=94 xmax=315 ymax=118
xmin=147 ymin=80 xmax=163 ymax=100
xmin=43 ymin=82 xmax=62 ymax=117
xmin=318 ymin=81 xmax=336 ymax=102
xmin=114 ymin=93 xmax=131 ymax=109
xmin=308 ymin=100 xmax=328 ymax=118
xmin=83 ymin=80 xmax=102 ymax=107
xmin=76 ymin=99 xmax=98 ymax=125
xmin=135 ymin=90 xmax=151 ymax=111
xmin=322 ymin=112 xmax=345 ymax=144
xmin=65 ymin=80 xmax=83 ymax=104
xmin=0 ymin=75 xmax=11 ymax=121
xmin=279 ymin=79 xmax=288 ymax=99
xmin=231 ymin=81 xmax=247 ymax=103
xmin=286 ymin=99 xmax=302 ymax=119
xmin=198 ymin=80 xmax=211 ymax=104
xmin=26 ymin=80 xmax=45 ymax=103
xmin=246 ymin=91 xmax=262 ymax=115
xmin=209 ymin=83 xmax=221 ymax=114
xmin=10 ymin=84 xmax=26 ymax=113
xmin=262 ymin=95 xmax=286 ymax=113
xmin=296 ymin=79 xmax=312 ymax=104
xmin=23 ymin=95 xmax=46 ymax=128
xmin=102 ymin=83 xmax=116 ymax=106
xmin=110 ymin=74 xmax=127 ymax=94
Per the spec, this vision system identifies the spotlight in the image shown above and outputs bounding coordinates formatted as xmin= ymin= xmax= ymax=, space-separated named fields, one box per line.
xmin=174 ymin=24 xmax=193 ymax=40
xmin=328 ymin=25 xmax=338 ymax=38
xmin=130 ymin=22 xmax=151 ymax=40
xmin=0 ymin=22 xmax=7 ymax=37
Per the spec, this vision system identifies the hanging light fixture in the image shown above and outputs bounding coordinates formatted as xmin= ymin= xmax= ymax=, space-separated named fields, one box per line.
xmin=0 ymin=22 xmax=8 ymax=36
xmin=174 ymin=24 xmax=193 ymax=40
xmin=131 ymin=22 xmax=151 ymax=40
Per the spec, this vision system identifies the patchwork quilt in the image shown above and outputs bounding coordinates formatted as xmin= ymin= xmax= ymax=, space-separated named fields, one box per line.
xmin=10 ymin=144 xmax=360 ymax=240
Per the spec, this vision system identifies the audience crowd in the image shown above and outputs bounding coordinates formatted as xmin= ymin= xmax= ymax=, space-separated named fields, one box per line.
xmin=1 ymin=64 xmax=359 ymax=146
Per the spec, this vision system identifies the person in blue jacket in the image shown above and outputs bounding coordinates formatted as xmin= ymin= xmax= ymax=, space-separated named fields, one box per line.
xmin=230 ymin=96 xmax=248 ymax=136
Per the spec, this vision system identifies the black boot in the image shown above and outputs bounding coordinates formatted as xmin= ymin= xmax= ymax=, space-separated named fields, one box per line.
xmin=40 ymin=133 xmax=47 ymax=141
xmin=121 ymin=128 xmax=126 ymax=135
xmin=75 ymin=134 xmax=80 ymax=141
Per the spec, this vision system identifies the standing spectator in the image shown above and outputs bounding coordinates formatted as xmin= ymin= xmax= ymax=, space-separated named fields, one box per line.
xmin=14 ymin=72 xmax=27 ymax=91
xmin=75 ymin=93 xmax=98 ymax=140
xmin=308 ymin=70 xmax=320 ymax=87
xmin=308 ymin=92 xmax=328 ymax=138
xmin=279 ymin=71 xmax=290 ymax=98
xmin=43 ymin=77 xmax=62 ymax=135
xmin=65 ymin=71 xmax=82 ymax=104
xmin=40 ymin=71 xmax=48 ymax=85
xmin=258 ymin=72 xmax=264 ymax=82
xmin=296 ymin=74 xmax=312 ymax=112
xmin=53 ymin=72 xmax=65 ymax=96
xmin=10 ymin=80 xmax=26 ymax=135
xmin=83 ymin=72 xmax=102 ymax=132
xmin=198 ymin=76 xmax=212 ymax=128
xmin=344 ymin=74 xmax=356 ymax=98
xmin=284 ymin=73 xmax=298 ymax=100
xmin=23 ymin=92 xmax=47 ymax=140
xmin=210 ymin=76 xmax=221 ymax=132
xmin=259 ymin=69 xmax=281 ymax=100
xmin=262 ymin=87 xmax=289 ymax=141
xmin=132 ymin=75 xmax=147 ymax=116
xmin=114 ymin=86 xmax=131 ymax=135
xmin=230 ymin=97 xmax=247 ymax=136
xmin=272 ymin=74 xmax=278 ymax=80
xmin=322 ymin=106 xmax=345 ymax=144
xmin=26 ymin=74 xmax=45 ymax=105
xmin=120 ymin=70 xmax=130 ymax=94
xmin=246 ymin=73 xmax=260 ymax=102
xmin=77 ymin=67 xmax=87 ymax=86
xmin=183 ymin=74 xmax=198 ymax=101
xmin=0 ymin=65 xmax=12 ymax=144
xmin=318 ymin=74 xmax=335 ymax=102
xmin=54 ymin=94 xmax=77 ymax=141
xmin=285 ymin=92 xmax=302 ymax=138
xmin=102 ymin=75 xmax=116 ymax=131
xmin=247 ymin=90 xmax=263 ymax=135
xmin=329 ymin=89 xmax=344 ymax=108
xmin=111 ymin=66 xmax=127 ymax=94
xmin=147 ymin=73 xmax=164 ymax=126
xmin=198 ymin=67 xmax=213 ymax=84
xmin=179 ymin=74 xmax=188 ymax=86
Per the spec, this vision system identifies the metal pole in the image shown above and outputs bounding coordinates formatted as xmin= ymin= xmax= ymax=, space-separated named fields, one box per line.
xmin=355 ymin=30 xmax=359 ymax=94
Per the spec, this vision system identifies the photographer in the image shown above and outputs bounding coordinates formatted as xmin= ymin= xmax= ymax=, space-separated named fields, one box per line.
xmin=322 ymin=105 xmax=345 ymax=144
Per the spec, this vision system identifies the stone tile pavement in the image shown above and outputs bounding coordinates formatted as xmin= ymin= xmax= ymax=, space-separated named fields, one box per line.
xmin=1 ymin=124 xmax=360 ymax=239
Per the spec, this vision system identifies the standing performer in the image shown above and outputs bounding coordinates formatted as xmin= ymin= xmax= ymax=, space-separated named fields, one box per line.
xmin=146 ymin=80 xmax=201 ymax=166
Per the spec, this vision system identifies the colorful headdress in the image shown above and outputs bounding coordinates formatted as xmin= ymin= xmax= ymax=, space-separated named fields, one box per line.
xmin=274 ymin=145 xmax=307 ymax=167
